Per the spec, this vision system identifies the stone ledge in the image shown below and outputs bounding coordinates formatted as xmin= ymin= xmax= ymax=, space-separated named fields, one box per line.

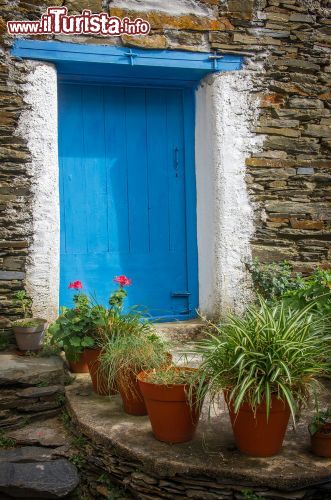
xmin=65 ymin=376 xmax=331 ymax=499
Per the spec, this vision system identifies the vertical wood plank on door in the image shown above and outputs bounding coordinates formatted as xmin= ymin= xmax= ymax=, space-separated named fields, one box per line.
xmin=145 ymin=88 xmax=170 ymax=255
xmin=166 ymin=90 xmax=186 ymax=256
xmin=59 ymin=84 xmax=88 ymax=254
xmin=82 ymin=85 xmax=108 ymax=254
xmin=104 ymin=86 xmax=130 ymax=254
xmin=125 ymin=87 xmax=149 ymax=254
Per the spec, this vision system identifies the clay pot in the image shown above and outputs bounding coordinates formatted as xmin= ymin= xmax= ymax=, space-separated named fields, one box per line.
xmin=85 ymin=348 xmax=116 ymax=396
xmin=117 ymin=353 xmax=173 ymax=416
xmin=12 ymin=319 xmax=47 ymax=352
xmin=225 ymin=392 xmax=290 ymax=457
xmin=137 ymin=368 xmax=201 ymax=443
xmin=311 ymin=423 xmax=331 ymax=458
xmin=67 ymin=352 xmax=89 ymax=374
xmin=117 ymin=371 xmax=147 ymax=416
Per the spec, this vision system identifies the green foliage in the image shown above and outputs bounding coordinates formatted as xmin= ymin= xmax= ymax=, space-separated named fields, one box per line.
xmin=0 ymin=432 xmax=15 ymax=449
xmin=61 ymin=410 xmax=72 ymax=429
xmin=0 ymin=330 xmax=9 ymax=351
xmin=241 ymin=491 xmax=265 ymax=500
xmin=100 ymin=314 xmax=169 ymax=397
xmin=71 ymin=434 xmax=88 ymax=448
xmin=13 ymin=290 xmax=32 ymax=318
xmin=69 ymin=453 xmax=86 ymax=469
xmin=109 ymin=287 xmax=127 ymax=310
xmin=283 ymin=268 xmax=331 ymax=316
xmin=309 ymin=407 xmax=331 ymax=436
xmin=191 ymin=297 xmax=331 ymax=424
xmin=249 ymin=259 xmax=301 ymax=301
xmin=48 ymin=293 xmax=107 ymax=361
xmin=11 ymin=318 xmax=43 ymax=328
xmin=36 ymin=381 xmax=49 ymax=387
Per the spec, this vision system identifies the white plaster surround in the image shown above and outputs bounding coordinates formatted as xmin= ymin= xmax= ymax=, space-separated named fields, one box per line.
xmin=16 ymin=61 xmax=60 ymax=321
xmin=195 ymin=71 xmax=264 ymax=317
xmin=15 ymin=60 xmax=262 ymax=321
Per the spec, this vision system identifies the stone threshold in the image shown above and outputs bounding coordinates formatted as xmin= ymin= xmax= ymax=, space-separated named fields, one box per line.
xmin=65 ymin=375 xmax=331 ymax=500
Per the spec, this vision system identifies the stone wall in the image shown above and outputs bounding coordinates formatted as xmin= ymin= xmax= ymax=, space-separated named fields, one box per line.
xmin=0 ymin=0 xmax=330 ymax=324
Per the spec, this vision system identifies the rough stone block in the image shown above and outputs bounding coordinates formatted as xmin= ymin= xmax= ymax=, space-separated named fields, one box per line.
xmin=0 ymin=459 xmax=79 ymax=498
xmin=303 ymin=125 xmax=331 ymax=138
xmin=297 ymin=167 xmax=314 ymax=175
xmin=265 ymin=136 xmax=319 ymax=154
xmin=121 ymin=34 xmax=168 ymax=49
xmin=290 ymin=219 xmax=324 ymax=230
xmin=109 ymin=8 xmax=222 ymax=31
xmin=254 ymin=127 xmax=300 ymax=138
xmin=65 ymin=0 xmax=102 ymax=13
xmin=289 ymin=98 xmax=324 ymax=109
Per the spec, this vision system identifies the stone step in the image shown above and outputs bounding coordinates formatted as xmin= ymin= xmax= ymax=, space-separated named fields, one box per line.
xmin=0 ymin=354 xmax=65 ymax=387
xmin=0 ymin=454 xmax=79 ymax=498
xmin=154 ymin=319 xmax=205 ymax=342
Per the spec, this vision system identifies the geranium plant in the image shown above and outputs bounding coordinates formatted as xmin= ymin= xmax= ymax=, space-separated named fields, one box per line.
xmin=48 ymin=281 xmax=106 ymax=361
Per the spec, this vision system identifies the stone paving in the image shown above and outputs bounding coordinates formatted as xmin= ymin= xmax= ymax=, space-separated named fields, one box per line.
xmin=66 ymin=375 xmax=331 ymax=499
xmin=1 ymin=350 xmax=330 ymax=499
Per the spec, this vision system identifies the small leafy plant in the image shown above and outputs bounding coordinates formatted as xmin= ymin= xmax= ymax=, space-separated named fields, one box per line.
xmin=249 ymin=259 xmax=302 ymax=301
xmin=309 ymin=408 xmax=331 ymax=436
xmin=13 ymin=290 xmax=32 ymax=318
xmin=48 ymin=282 xmax=106 ymax=361
xmin=11 ymin=290 xmax=43 ymax=328
xmin=191 ymin=296 xmax=331 ymax=423
xmin=283 ymin=268 xmax=331 ymax=317
xmin=48 ymin=277 xmax=134 ymax=361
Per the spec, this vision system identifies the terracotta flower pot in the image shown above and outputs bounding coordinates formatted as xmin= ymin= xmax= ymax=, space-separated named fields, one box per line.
xmin=13 ymin=319 xmax=47 ymax=352
xmin=67 ymin=352 xmax=89 ymax=374
xmin=85 ymin=348 xmax=116 ymax=396
xmin=225 ymin=392 xmax=290 ymax=457
xmin=117 ymin=371 xmax=147 ymax=416
xmin=116 ymin=353 xmax=173 ymax=417
xmin=137 ymin=368 xmax=201 ymax=443
xmin=311 ymin=423 xmax=331 ymax=458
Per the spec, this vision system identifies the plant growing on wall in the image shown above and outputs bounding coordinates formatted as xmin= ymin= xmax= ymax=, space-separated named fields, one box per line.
xmin=249 ymin=259 xmax=302 ymax=301
xmin=283 ymin=268 xmax=331 ymax=317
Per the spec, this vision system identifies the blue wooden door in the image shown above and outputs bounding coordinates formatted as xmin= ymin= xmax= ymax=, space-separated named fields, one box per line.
xmin=58 ymin=84 xmax=198 ymax=320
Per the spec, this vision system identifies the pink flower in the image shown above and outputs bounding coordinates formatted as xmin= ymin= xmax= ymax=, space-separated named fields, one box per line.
xmin=113 ymin=275 xmax=132 ymax=287
xmin=68 ymin=281 xmax=83 ymax=290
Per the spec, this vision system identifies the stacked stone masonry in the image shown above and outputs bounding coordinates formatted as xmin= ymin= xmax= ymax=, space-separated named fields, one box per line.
xmin=0 ymin=0 xmax=330 ymax=324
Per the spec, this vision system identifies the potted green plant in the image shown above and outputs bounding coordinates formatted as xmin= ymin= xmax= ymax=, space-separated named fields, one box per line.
xmin=138 ymin=366 xmax=202 ymax=443
xmin=309 ymin=408 xmax=331 ymax=458
xmin=84 ymin=276 xmax=132 ymax=395
xmin=11 ymin=291 xmax=47 ymax=352
xmin=48 ymin=281 xmax=105 ymax=376
xmin=193 ymin=298 xmax=331 ymax=457
xmin=100 ymin=312 xmax=169 ymax=415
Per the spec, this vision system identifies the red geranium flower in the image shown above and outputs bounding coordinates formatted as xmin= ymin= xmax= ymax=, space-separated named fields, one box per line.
xmin=113 ymin=275 xmax=132 ymax=287
xmin=68 ymin=280 xmax=83 ymax=290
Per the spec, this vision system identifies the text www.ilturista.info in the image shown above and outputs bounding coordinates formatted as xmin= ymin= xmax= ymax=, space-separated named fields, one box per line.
xmin=7 ymin=7 xmax=151 ymax=36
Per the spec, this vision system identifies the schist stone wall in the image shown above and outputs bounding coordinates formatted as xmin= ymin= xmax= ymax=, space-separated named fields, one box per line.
xmin=0 ymin=0 xmax=330 ymax=324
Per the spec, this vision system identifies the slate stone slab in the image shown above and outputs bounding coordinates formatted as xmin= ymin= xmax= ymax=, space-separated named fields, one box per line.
xmin=7 ymin=417 xmax=69 ymax=447
xmin=16 ymin=386 xmax=64 ymax=399
xmin=0 ymin=446 xmax=55 ymax=463
xmin=0 ymin=459 xmax=79 ymax=498
xmin=0 ymin=354 xmax=65 ymax=386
